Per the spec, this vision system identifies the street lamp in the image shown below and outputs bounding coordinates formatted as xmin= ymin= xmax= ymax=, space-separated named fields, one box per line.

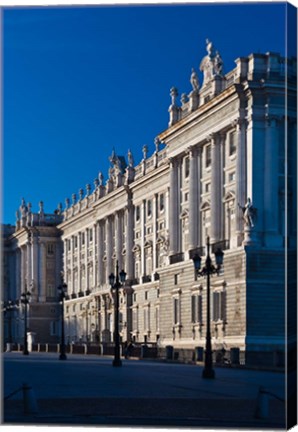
xmin=109 ymin=261 xmax=126 ymax=367
xmin=20 ymin=290 xmax=31 ymax=355
xmin=57 ymin=272 xmax=67 ymax=360
xmin=192 ymin=236 xmax=224 ymax=379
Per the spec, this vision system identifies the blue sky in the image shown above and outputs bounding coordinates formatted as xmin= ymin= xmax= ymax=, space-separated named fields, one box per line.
xmin=2 ymin=2 xmax=295 ymax=224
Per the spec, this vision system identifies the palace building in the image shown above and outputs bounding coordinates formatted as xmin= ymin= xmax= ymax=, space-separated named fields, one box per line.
xmin=3 ymin=41 xmax=296 ymax=367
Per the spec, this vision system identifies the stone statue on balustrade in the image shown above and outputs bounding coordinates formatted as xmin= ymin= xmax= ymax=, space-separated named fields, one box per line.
xmin=238 ymin=198 xmax=257 ymax=229
xmin=190 ymin=68 xmax=200 ymax=92
xmin=200 ymin=39 xmax=224 ymax=87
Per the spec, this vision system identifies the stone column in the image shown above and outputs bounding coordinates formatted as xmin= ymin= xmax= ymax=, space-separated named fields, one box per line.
xmin=85 ymin=229 xmax=89 ymax=291
xmin=264 ymin=115 xmax=282 ymax=247
xmin=141 ymin=200 xmax=146 ymax=277
xmin=169 ymin=158 xmax=179 ymax=255
xmin=210 ymin=133 xmax=222 ymax=243
xmin=71 ymin=236 xmax=75 ymax=294
xmin=63 ymin=239 xmax=68 ymax=285
xmin=93 ymin=224 xmax=97 ymax=288
xmin=31 ymin=236 xmax=38 ymax=301
xmin=115 ymin=211 xmax=123 ymax=271
xmin=97 ymin=221 xmax=104 ymax=286
xmin=152 ymin=194 xmax=158 ymax=271
xmin=78 ymin=232 xmax=81 ymax=293
xmin=26 ymin=242 xmax=31 ymax=287
xmin=235 ymin=119 xmax=247 ymax=234
xmin=15 ymin=250 xmax=21 ymax=299
xmin=125 ymin=204 xmax=134 ymax=281
xmin=106 ymin=217 xmax=112 ymax=280
xmin=39 ymin=242 xmax=46 ymax=301
xmin=188 ymin=147 xmax=199 ymax=249
xmin=245 ymin=111 xmax=266 ymax=245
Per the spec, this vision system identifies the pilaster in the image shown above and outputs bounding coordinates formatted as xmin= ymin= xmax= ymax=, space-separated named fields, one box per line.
xmin=188 ymin=147 xmax=199 ymax=249
xmin=210 ymin=133 xmax=222 ymax=243
xmin=125 ymin=204 xmax=134 ymax=281
xmin=169 ymin=158 xmax=179 ymax=255
xmin=235 ymin=118 xmax=247 ymax=238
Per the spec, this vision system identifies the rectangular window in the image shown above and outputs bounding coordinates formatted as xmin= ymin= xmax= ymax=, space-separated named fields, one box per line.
xmin=191 ymin=295 xmax=203 ymax=323
xmin=229 ymin=131 xmax=237 ymax=156
xmin=155 ymin=307 xmax=160 ymax=332
xmin=46 ymin=283 xmax=56 ymax=298
xmin=89 ymin=229 xmax=93 ymax=242
xmin=173 ymin=298 xmax=179 ymax=324
xmin=213 ymin=291 xmax=226 ymax=321
xmin=147 ymin=200 xmax=152 ymax=217
xmin=81 ymin=232 xmax=85 ymax=246
xmin=184 ymin=157 xmax=190 ymax=178
xmin=159 ymin=194 xmax=164 ymax=212
xmin=133 ymin=308 xmax=138 ymax=331
xmin=74 ymin=236 xmax=78 ymax=249
xmin=174 ymin=274 xmax=179 ymax=285
xmin=205 ymin=145 xmax=211 ymax=168
xmin=50 ymin=321 xmax=59 ymax=336
xmin=136 ymin=206 xmax=140 ymax=222
xmin=47 ymin=243 xmax=54 ymax=256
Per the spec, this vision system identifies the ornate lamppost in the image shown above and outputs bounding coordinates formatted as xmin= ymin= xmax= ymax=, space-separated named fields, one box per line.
xmin=192 ymin=236 xmax=224 ymax=379
xmin=20 ymin=290 xmax=31 ymax=355
xmin=57 ymin=272 xmax=67 ymax=360
xmin=109 ymin=261 xmax=126 ymax=367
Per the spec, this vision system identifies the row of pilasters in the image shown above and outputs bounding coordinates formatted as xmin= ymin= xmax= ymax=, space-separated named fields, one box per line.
xmin=168 ymin=125 xmax=248 ymax=253
xmin=65 ymin=205 xmax=135 ymax=293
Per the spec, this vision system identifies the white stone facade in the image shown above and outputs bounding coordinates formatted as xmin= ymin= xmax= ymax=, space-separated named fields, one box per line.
xmin=3 ymin=41 xmax=296 ymax=366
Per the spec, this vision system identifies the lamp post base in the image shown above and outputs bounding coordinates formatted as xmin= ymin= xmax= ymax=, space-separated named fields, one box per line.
xmin=23 ymin=350 xmax=29 ymax=356
xmin=59 ymin=353 xmax=67 ymax=360
xmin=112 ymin=358 xmax=122 ymax=367
xmin=202 ymin=368 xmax=215 ymax=379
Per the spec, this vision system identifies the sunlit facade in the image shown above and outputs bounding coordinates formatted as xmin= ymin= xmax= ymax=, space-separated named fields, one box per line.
xmin=3 ymin=41 xmax=296 ymax=366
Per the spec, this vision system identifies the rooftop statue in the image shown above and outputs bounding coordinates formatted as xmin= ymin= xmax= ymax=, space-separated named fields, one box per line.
xmin=238 ymin=198 xmax=257 ymax=229
xmin=127 ymin=149 xmax=134 ymax=167
xmin=200 ymin=39 xmax=224 ymax=86
xmin=190 ymin=68 xmax=200 ymax=92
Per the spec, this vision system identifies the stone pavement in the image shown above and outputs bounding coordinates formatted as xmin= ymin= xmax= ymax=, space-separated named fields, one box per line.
xmin=2 ymin=352 xmax=288 ymax=428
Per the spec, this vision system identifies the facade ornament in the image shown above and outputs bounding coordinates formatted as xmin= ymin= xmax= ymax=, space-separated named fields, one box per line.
xmin=170 ymin=87 xmax=178 ymax=106
xmin=20 ymin=198 xmax=28 ymax=217
xmin=238 ymin=198 xmax=257 ymax=229
xmin=94 ymin=178 xmax=99 ymax=189
xmin=38 ymin=201 xmax=44 ymax=215
xmin=86 ymin=184 xmax=91 ymax=196
xmin=127 ymin=149 xmax=134 ymax=167
xmin=154 ymin=137 xmax=160 ymax=153
xmin=200 ymin=39 xmax=224 ymax=87
xmin=72 ymin=193 xmax=77 ymax=205
xmin=98 ymin=172 xmax=104 ymax=186
xmin=15 ymin=209 xmax=20 ymax=222
xmin=181 ymin=93 xmax=188 ymax=105
xmin=57 ymin=203 xmax=63 ymax=214
xmin=169 ymin=87 xmax=180 ymax=126
xmin=214 ymin=50 xmax=224 ymax=75
xmin=65 ymin=198 xmax=70 ymax=209
xmin=190 ymin=68 xmax=200 ymax=92
xmin=142 ymin=145 xmax=148 ymax=160
xmin=79 ymin=188 xmax=84 ymax=201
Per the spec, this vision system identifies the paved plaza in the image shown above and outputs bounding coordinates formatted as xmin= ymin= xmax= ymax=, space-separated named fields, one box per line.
xmin=2 ymin=352 xmax=291 ymax=428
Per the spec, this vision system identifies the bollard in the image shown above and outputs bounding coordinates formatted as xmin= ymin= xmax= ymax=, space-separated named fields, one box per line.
xmin=22 ymin=383 xmax=38 ymax=415
xmin=255 ymin=386 xmax=269 ymax=419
